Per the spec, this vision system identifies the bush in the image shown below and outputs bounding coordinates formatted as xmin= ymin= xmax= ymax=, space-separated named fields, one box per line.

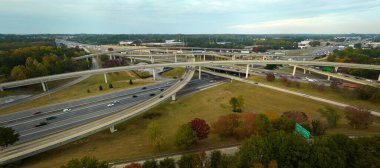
xmin=318 ymin=107 xmax=340 ymax=128
xmin=99 ymin=85 xmax=103 ymax=91
xmin=311 ymin=119 xmax=325 ymax=136
xmin=60 ymin=156 xmax=107 ymax=168
xmin=129 ymin=79 xmax=133 ymax=85
xmin=177 ymin=154 xmax=193 ymax=168
xmin=124 ymin=162 xmax=142 ymax=168
xmin=271 ymin=117 xmax=295 ymax=133
xmin=142 ymin=160 xmax=158 ymax=168
xmin=109 ymin=83 xmax=113 ymax=89
xmin=266 ymin=73 xmax=275 ymax=82
xmin=174 ymin=124 xmax=197 ymax=149
xmin=345 ymin=106 xmax=374 ymax=129
xmin=86 ymin=89 xmax=91 ymax=93
xmin=281 ymin=111 xmax=308 ymax=124
xmin=159 ymin=158 xmax=176 ymax=168
xmin=189 ymin=118 xmax=210 ymax=140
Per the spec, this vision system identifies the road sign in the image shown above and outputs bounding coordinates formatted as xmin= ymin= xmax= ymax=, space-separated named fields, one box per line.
xmin=295 ymin=123 xmax=310 ymax=140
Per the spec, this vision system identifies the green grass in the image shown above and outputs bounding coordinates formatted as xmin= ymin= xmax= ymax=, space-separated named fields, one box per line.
xmin=160 ymin=67 xmax=185 ymax=79
xmin=248 ymin=75 xmax=380 ymax=112
xmin=19 ymin=81 xmax=380 ymax=168
xmin=0 ymin=71 xmax=153 ymax=114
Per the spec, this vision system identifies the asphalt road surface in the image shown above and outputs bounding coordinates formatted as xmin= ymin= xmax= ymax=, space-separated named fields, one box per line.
xmin=0 ymin=73 xmax=227 ymax=143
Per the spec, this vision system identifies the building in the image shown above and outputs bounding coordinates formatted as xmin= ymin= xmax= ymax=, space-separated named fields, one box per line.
xmin=298 ymin=41 xmax=311 ymax=49
xmin=141 ymin=40 xmax=184 ymax=46
xmin=119 ymin=41 xmax=133 ymax=46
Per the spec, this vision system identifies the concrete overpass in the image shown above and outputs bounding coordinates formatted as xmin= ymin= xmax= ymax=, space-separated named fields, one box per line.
xmin=1 ymin=60 xmax=379 ymax=91
xmin=0 ymin=67 xmax=195 ymax=165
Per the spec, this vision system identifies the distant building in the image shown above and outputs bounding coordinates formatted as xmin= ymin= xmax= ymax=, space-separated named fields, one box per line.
xmin=142 ymin=39 xmax=184 ymax=46
xmin=367 ymin=42 xmax=380 ymax=48
xmin=216 ymin=42 xmax=231 ymax=45
xmin=119 ymin=41 xmax=133 ymax=46
xmin=298 ymin=41 xmax=311 ymax=49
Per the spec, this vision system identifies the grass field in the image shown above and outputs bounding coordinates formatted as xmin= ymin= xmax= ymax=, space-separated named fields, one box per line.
xmin=248 ymin=75 xmax=380 ymax=112
xmin=160 ymin=67 xmax=185 ymax=79
xmin=18 ymin=80 xmax=380 ymax=168
xmin=0 ymin=71 xmax=153 ymax=115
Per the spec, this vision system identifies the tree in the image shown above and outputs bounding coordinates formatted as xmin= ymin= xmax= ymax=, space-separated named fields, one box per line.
xmin=159 ymin=158 xmax=176 ymax=168
xmin=174 ymin=124 xmax=197 ymax=149
xmin=256 ymin=114 xmax=272 ymax=136
xmin=211 ymin=113 xmax=241 ymax=138
xmin=0 ymin=127 xmax=20 ymax=148
xmin=10 ymin=65 xmax=27 ymax=80
xmin=281 ymin=111 xmax=308 ymax=124
xmin=109 ymin=83 xmax=114 ymax=89
xmin=330 ymin=80 xmax=339 ymax=90
xmin=129 ymin=79 xmax=133 ymax=85
xmin=318 ymin=107 xmax=341 ymax=128
xmin=271 ymin=117 xmax=295 ymax=133
xmin=142 ymin=160 xmax=158 ymax=168
xmin=229 ymin=96 xmax=244 ymax=112
xmin=345 ymin=106 xmax=374 ymax=129
xmin=264 ymin=64 xmax=277 ymax=70
xmin=192 ymin=150 xmax=211 ymax=168
xmin=268 ymin=160 xmax=278 ymax=168
xmin=147 ymin=122 xmax=164 ymax=151
xmin=99 ymin=85 xmax=103 ymax=91
xmin=60 ymin=156 xmax=108 ymax=168
xmin=210 ymin=150 xmax=222 ymax=168
xmin=311 ymin=119 xmax=325 ymax=136
xmin=177 ymin=154 xmax=193 ymax=168
xmin=189 ymin=118 xmax=210 ymax=140
xmin=354 ymin=43 xmax=362 ymax=49
xmin=87 ymin=89 xmax=91 ymax=93
xmin=124 ymin=163 xmax=142 ymax=168
xmin=266 ymin=73 xmax=275 ymax=82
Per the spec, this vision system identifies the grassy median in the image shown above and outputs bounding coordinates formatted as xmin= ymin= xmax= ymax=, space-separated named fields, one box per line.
xmin=19 ymin=81 xmax=380 ymax=168
xmin=0 ymin=71 xmax=153 ymax=115
xmin=160 ymin=67 xmax=185 ymax=79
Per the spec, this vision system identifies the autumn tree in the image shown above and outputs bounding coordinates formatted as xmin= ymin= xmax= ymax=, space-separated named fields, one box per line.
xmin=266 ymin=73 xmax=275 ymax=82
xmin=174 ymin=124 xmax=197 ymax=149
xmin=189 ymin=118 xmax=210 ymax=140
xmin=281 ymin=111 xmax=308 ymax=124
xmin=318 ymin=107 xmax=341 ymax=128
xmin=124 ymin=163 xmax=142 ymax=168
xmin=10 ymin=65 xmax=27 ymax=80
xmin=236 ymin=113 xmax=257 ymax=138
xmin=147 ymin=122 xmax=164 ymax=151
xmin=212 ymin=113 xmax=241 ymax=138
xmin=345 ymin=106 xmax=374 ymax=129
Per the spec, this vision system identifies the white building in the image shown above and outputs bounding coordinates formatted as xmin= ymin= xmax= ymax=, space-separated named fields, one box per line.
xmin=119 ymin=41 xmax=133 ymax=46
xmin=298 ymin=41 xmax=311 ymax=49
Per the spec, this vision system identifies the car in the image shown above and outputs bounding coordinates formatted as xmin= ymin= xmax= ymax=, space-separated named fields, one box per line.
xmin=63 ymin=108 xmax=71 ymax=112
xmin=254 ymin=82 xmax=259 ymax=84
xmin=35 ymin=122 xmax=48 ymax=127
xmin=150 ymin=93 xmax=156 ymax=96
xmin=159 ymin=95 xmax=164 ymax=98
xmin=159 ymin=88 xmax=164 ymax=91
xmin=46 ymin=116 xmax=57 ymax=120
xmin=142 ymin=87 xmax=147 ymax=90
xmin=112 ymin=100 xmax=120 ymax=103
xmin=132 ymin=95 xmax=138 ymax=98
xmin=33 ymin=111 xmax=42 ymax=115
xmin=107 ymin=103 xmax=115 ymax=107
xmin=209 ymin=80 xmax=214 ymax=83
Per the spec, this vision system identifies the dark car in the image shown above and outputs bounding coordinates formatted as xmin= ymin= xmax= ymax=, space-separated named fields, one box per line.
xmin=150 ymin=93 xmax=156 ymax=96
xmin=33 ymin=111 xmax=42 ymax=115
xmin=159 ymin=95 xmax=164 ymax=98
xmin=142 ymin=87 xmax=147 ymax=90
xmin=159 ymin=88 xmax=164 ymax=91
xmin=46 ymin=116 xmax=57 ymax=120
xmin=35 ymin=122 xmax=48 ymax=127
xmin=132 ymin=95 xmax=138 ymax=98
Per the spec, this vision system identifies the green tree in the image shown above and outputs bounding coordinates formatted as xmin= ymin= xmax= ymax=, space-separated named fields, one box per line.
xmin=271 ymin=117 xmax=295 ymax=133
xmin=318 ymin=107 xmax=341 ymax=128
xmin=0 ymin=127 xmax=20 ymax=148
xmin=311 ymin=119 xmax=325 ymax=136
xmin=229 ymin=96 xmax=244 ymax=112
xmin=177 ymin=154 xmax=193 ymax=168
xmin=142 ymin=160 xmax=158 ymax=168
xmin=99 ymin=85 xmax=103 ymax=91
xmin=174 ymin=124 xmax=197 ymax=149
xmin=354 ymin=43 xmax=362 ymax=49
xmin=147 ymin=122 xmax=164 ymax=151
xmin=109 ymin=83 xmax=114 ymax=89
xmin=60 ymin=156 xmax=107 ymax=168
xmin=210 ymin=150 xmax=222 ymax=168
xmin=159 ymin=158 xmax=176 ymax=168
xmin=10 ymin=65 xmax=27 ymax=80
xmin=129 ymin=79 xmax=133 ymax=85
xmin=256 ymin=114 xmax=272 ymax=136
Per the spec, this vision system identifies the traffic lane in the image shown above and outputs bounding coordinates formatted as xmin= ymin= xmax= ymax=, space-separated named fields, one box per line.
xmin=0 ymin=81 xmax=175 ymax=125
xmin=16 ymin=76 xmax=217 ymax=142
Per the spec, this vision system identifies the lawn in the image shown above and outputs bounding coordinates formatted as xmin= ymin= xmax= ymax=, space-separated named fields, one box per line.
xmin=160 ymin=67 xmax=185 ymax=79
xmin=248 ymin=75 xmax=380 ymax=112
xmin=0 ymin=71 xmax=153 ymax=115
xmin=19 ymin=80 xmax=380 ymax=168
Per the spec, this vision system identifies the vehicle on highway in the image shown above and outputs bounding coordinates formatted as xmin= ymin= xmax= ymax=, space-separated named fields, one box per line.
xmin=112 ymin=100 xmax=120 ymax=103
xmin=132 ymin=95 xmax=138 ymax=98
xmin=63 ymin=108 xmax=71 ymax=112
xmin=35 ymin=122 xmax=48 ymax=127
xmin=209 ymin=80 xmax=214 ymax=83
xmin=107 ymin=103 xmax=115 ymax=107
xmin=159 ymin=95 xmax=164 ymax=98
xmin=142 ymin=87 xmax=147 ymax=90
xmin=150 ymin=93 xmax=156 ymax=96
xmin=33 ymin=111 xmax=42 ymax=115
xmin=46 ymin=116 xmax=57 ymax=120
xmin=159 ymin=88 xmax=164 ymax=91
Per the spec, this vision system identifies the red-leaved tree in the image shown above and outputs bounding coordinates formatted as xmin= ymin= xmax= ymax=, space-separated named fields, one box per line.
xmin=124 ymin=162 xmax=141 ymax=168
xmin=189 ymin=118 xmax=210 ymax=140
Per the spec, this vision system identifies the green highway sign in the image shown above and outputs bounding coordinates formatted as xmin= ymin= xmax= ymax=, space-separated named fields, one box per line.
xmin=295 ymin=123 xmax=310 ymax=140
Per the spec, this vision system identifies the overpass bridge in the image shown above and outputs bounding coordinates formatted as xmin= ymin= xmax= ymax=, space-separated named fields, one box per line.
xmin=1 ymin=60 xmax=379 ymax=91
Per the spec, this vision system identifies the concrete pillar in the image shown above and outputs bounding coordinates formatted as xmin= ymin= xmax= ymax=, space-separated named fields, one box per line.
xmin=152 ymin=68 xmax=156 ymax=80
xmin=335 ymin=67 xmax=339 ymax=72
xmin=166 ymin=48 xmax=169 ymax=54
xmin=292 ymin=65 xmax=297 ymax=76
xmin=304 ymin=69 xmax=306 ymax=74
xmin=199 ymin=66 xmax=202 ymax=80
xmin=175 ymin=54 xmax=177 ymax=63
xmin=109 ymin=54 xmax=112 ymax=60
xmin=129 ymin=56 xmax=133 ymax=63
xmin=41 ymin=82 xmax=47 ymax=92
xmin=109 ymin=125 xmax=117 ymax=133
xmin=151 ymin=57 xmax=155 ymax=64
xmin=378 ymin=73 xmax=380 ymax=81
xmin=104 ymin=73 xmax=108 ymax=84
xmin=203 ymin=54 xmax=206 ymax=61
xmin=0 ymin=87 xmax=3 ymax=92
xmin=172 ymin=94 xmax=176 ymax=101
xmin=245 ymin=64 xmax=250 ymax=78
xmin=327 ymin=76 xmax=331 ymax=81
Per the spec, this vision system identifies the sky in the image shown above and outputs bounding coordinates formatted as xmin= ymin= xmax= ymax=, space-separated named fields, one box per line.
xmin=0 ymin=0 xmax=380 ymax=34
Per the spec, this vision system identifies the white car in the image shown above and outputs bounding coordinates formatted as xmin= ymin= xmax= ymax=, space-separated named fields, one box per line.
xmin=107 ymin=103 xmax=115 ymax=107
xmin=63 ymin=108 xmax=71 ymax=112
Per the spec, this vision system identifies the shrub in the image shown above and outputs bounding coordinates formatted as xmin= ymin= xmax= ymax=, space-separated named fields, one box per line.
xmin=266 ymin=73 xmax=275 ymax=82
xmin=189 ymin=118 xmax=210 ymax=140
xmin=345 ymin=106 xmax=374 ymax=129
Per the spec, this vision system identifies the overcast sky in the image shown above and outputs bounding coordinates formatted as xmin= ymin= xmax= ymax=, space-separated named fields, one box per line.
xmin=1 ymin=0 xmax=380 ymax=34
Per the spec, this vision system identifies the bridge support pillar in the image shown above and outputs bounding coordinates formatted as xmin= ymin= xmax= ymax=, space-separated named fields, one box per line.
xmin=109 ymin=125 xmax=117 ymax=133
xmin=0 ymin=87 xmax=3 ymax=92
xmin=109 ymin=54 xmax=113 ymax=60
xmin=151 ymin=57 xmax=155 ymax=64
xmin=199 ymin=66 xmax=202 ymax=80
xmin=203 ymin=54 xmax=206 ymax=61
xmin=175 ymin=54 xmax=177 ymax=63
xmin=129 ymin=56 xmax=133 ymax=63
xmin=327 ymin=76 xmax=331 ymax=81
xmin=172 ymin=94 xmax=176 ymax=101
xmin=41 ymin=82 xmax=47 ymax=92
xmin=152 ymin=68 xmax=156 ymax=80
xmin=245 ymin=64 xmax=250 ymax=78
xmin=335 ymin=67 xmax=339 ymax=72
xmin=378 ymin=74 xmax=380 ymax=81
xmin=104 ymin=73 xmax=108 ymax=84
xmin=292 ymin=65 xmax=297 ymax=76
